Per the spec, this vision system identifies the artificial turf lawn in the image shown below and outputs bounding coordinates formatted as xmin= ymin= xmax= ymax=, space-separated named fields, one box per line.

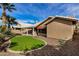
xmin=10 ymin=35 xmax=45 ymax=51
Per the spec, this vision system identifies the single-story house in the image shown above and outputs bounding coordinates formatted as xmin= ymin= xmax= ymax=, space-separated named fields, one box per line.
xmin=11 ymin=23 xmax=37 ymax=36
xmin=35 ymin=16 xmax=78 ymax=40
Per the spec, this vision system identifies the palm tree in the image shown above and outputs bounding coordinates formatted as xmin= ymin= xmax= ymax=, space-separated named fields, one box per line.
xmin=6 ymin=15 xmax=18 ymax=32
xmin=0 ymin=3 xmax=16 ymax=32
xmin=0 ymin=15 xmax=18 ymax=32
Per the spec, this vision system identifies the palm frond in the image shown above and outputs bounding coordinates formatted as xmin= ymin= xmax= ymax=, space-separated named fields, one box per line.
xmin=8 ymin=8 xmax=16 ymax=12
xmin=10 ymin=4 xmax=15 ymax=7
xmin=6 ymin=4 xmax=16 ymax=12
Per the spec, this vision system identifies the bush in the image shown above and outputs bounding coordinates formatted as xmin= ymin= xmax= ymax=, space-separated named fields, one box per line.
xmin=4 ymin=31 xmax=11 ymax=35
xmin=1 ymin=25 xmax=7 ymax=33
xmin=4 ymin=31 xmax=15 ymax=38
xmin=0 ymin=33 xmax=5 ymax=44
xmin=31 ymin=44 xmax=44 ymax=50
xmin=24 ymin=47 xmax=29 ymax=51
xmin=0 ymin=33 xmax=5 ymax=39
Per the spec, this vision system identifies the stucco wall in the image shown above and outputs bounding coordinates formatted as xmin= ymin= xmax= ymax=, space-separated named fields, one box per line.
xmin=47 ymin=19 xmax=75 ymax=40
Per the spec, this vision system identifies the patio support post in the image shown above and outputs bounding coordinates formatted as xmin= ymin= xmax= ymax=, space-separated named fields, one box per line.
xmin=32 ymin=27 xmax=34 ymax=36
xmin=38 ymin=29 xmax=39 ymax=33
xmin=27 ymin=30 xmax=28 ymax=35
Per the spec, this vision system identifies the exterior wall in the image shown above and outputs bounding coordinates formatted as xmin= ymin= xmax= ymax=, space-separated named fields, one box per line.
xmin=47 ymin=19 xmax=75 ymax=40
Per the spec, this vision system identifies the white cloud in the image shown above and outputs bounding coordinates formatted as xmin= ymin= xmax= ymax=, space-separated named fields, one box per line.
xmin=14 ymin=19 xmax=34 ymax=28
xmin=66 ymin=5 xmax=79 ymax=16
xmin=16 ymin=19 xmax=28 ymax=23
xmin=16 ymin=19 xmax=36 ymax=24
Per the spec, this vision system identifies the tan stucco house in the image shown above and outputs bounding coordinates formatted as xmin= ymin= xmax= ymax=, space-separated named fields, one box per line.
xmin=35 ymin=16 xmax=78 ymax=40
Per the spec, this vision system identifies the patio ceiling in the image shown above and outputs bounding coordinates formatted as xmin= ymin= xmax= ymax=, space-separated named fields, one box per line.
xmin=37 ymin=25 xmax=46 ymax=29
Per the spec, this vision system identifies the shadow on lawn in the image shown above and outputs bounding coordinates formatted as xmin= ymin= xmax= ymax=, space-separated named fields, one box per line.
xmin=24 ymin=33 xmax=79 ymax=56
xmin=10 ymin=42 xmax=18 ymax=48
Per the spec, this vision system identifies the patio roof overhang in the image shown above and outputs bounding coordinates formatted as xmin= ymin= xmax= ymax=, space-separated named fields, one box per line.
xmin=37 ymin=25 xmax=46 ymax=29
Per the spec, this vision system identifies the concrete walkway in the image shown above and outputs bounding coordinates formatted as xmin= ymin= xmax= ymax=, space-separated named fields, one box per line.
xmin=0 ymin=52 xmax=23 ymax=56
xmin=37 ymin=36 xmax=60 ymax=46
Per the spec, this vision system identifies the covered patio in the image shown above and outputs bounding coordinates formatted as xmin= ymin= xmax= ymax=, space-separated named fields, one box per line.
xmin=36 ymin=25 xmax=47 ymax=37
xmin=11 ymin=23 xmax=36 ymax=36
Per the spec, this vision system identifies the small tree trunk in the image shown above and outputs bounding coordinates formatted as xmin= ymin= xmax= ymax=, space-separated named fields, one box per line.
xmin=1 ymin=7 xmax=7 ymax=33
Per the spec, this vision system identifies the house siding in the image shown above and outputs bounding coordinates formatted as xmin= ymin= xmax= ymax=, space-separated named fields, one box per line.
xmin=47 ymin=19 xmax=75 ymax=40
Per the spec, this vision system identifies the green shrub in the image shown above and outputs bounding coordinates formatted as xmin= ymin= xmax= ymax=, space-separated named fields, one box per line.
xmin=31 ymin=44 xmax=44 ymax=50
xmin=0 ymin=33 xmax=5 ymax=45
xmin=4 ymin=31 xmax=15 ymax=38
xmin=1 ymin=25 xmax=7 ymax=33
xmin=4 ymin=31 xmax=11 ymax=35
xmin=24 ymin=47 xmax=29 ymax=51
xmin=0 ymin=33 xmax=5 ymax=39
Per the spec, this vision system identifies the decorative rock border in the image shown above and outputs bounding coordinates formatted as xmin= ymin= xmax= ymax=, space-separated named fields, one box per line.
xmin=7 ymin=37 xmax=47 ymax=54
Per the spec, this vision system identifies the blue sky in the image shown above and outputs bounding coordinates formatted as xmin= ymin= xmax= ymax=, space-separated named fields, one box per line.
xmin=0 ymin=3 xmax=79 ymax=24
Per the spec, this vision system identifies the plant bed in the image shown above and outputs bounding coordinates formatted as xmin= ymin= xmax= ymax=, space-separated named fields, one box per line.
xmin=9 ymin=35 xmax=45 ymax=52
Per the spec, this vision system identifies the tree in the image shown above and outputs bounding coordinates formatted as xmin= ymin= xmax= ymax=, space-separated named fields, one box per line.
xmin=0 ymin=3 xmax=16 ymax=32
xmin=0 ymin=15 xmax=18 ymax=33
xmin=6 ymin=15 xmax=18 ymax=32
